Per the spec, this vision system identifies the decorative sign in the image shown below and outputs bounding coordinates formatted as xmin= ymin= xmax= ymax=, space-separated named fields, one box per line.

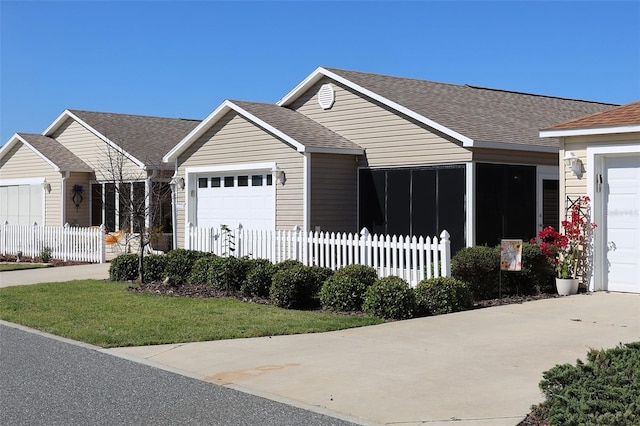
xmin=500 ymin=239 xmax=522 ymax=271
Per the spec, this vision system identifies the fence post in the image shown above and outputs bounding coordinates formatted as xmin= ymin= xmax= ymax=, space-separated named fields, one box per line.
xmin=1 ymin=221 xmax=7 ymax=255
xmin=99 ymin=224 xmax=106 ymax=263
xmin=63 ymin=223 xmax=70 ymax=262
xmin=359 ymin=227 xmax=370 ymax=267
xmin=186 ymin=222 xmax=193 ymax=250
xmin=236 ymin=223 xmax=243 ymax=257
xmin=292 ymin=225 xmax=301 ymax=262
xmin=439 ymin=230 xmax=451 ymax=277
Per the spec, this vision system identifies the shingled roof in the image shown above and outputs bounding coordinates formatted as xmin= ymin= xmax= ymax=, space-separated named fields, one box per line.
xmin=17 ymin=133 xmax=92 ymax=172
xmin=65 ymin=110 xmax=201 ymax=165
xmin=302 ymin=67 xmax=617 ymax=149
xmin=544 ymin=100 xmax=640 ymax=130
xmin=231 ymin=100 xmax=363 ymax=152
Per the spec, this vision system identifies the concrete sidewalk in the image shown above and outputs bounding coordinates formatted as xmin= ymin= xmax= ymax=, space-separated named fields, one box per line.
xmin=109 ymin=292 xmax=640 ymax=426
xmin=0 ymin=263 xmax=110 ymax=287
xmin=2 ymin=265 xmax=639 ymax=425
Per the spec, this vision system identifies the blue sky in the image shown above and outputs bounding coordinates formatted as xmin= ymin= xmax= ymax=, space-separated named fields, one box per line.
xmin=1 ymin=1 xmax=639 ymax=144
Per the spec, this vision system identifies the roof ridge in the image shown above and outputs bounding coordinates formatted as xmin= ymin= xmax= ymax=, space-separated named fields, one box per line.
xmin=464 ymin=85 xmax=618 ymax=106
xmin=323 ymin=66 xmax=617 ymax=106
xmin=68 ymin=108 xmax=200 ymax=122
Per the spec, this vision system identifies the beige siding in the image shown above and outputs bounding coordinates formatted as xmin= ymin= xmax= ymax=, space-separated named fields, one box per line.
xmin=473 ymin=148 xmax=557 ymax=166
xmin=290 ymin=78 xmax=471 ymax=167
xmin=0 ymin=142 xmax=61 ymax=226
xmin=175 ymin=112 xmax=304 ymax=247
xmin=53 ymin=118 xmax=143 ymax=179
xmin=561 ymin=133 xmax=640 ymax=220
xmin=310 ymin=153 xmax=358 ymax=233
xmin=65 ymin=172 xmax=92 ymax=227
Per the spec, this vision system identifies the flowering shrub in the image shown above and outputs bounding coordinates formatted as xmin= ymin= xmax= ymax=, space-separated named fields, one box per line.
xmin=532 ymin=196 xmax=596 ymax=279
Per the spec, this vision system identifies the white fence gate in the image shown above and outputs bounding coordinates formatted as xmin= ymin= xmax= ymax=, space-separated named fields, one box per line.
xmin=0 ymin=222 xmax=105 ymax=263
xmin=187 ymin=224 xmax=450 ymax=286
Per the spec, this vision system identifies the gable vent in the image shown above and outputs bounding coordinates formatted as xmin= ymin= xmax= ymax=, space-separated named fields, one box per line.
xmin=317 ymin=84 xmax=335 ymax=110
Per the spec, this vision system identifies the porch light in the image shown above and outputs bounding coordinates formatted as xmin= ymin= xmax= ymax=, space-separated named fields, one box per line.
xmin=272 ymin=165 xmax=286 ymax=185
xmin=563 ymin=151 xmax=582 ymax=177
xmin=42 ymin=181 xmax=51 ymax=194
xmin=170 ymin=176 xmax=185 ymax=190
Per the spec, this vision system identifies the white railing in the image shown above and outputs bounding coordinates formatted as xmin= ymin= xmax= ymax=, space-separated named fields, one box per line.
xmin=0 ymin=222 xmax=105 ymax=263
xmin=187 ymin=224 xmax=450 ymax=286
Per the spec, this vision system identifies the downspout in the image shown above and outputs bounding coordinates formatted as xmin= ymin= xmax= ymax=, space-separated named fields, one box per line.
xmin=171 ymin=161 xmax=179 ymax=251
xmin=60 ymin=171 xmax=70 ymax=226
xmin=145 ymin=168 xmax=158 ymax=230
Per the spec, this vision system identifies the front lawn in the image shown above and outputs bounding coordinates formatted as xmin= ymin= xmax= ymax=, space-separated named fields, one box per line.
xmin=0 ymin=280 xmax=383 ymax=348
xmin=0 ymin=263 xmax=50 ymax=272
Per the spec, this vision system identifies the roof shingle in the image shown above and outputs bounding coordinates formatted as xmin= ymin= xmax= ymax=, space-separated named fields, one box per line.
xmin=231 ymin=100 xmax=363 ymax=151
xmin=68 ymin=110 xmax=201 ymax=165
xmin=545 ymin=100 xmax=640 ymax=130
xmin=323 ymin=67 xmax=616 ymax=148
xmin=18 ymin=133 xmax=92 ymax=172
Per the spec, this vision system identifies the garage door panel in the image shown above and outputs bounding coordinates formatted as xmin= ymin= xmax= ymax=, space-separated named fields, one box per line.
xmin=605 ymin=155 xmax=640 ymax=293
xmin=196 ymin=173 xmax=274 ymax=230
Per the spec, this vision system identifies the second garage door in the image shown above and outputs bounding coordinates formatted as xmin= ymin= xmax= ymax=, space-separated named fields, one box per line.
xmin=196 ymin=173 xmax=275 ymax=230
xmin=604 ymin=155 xmax=640 ymax=293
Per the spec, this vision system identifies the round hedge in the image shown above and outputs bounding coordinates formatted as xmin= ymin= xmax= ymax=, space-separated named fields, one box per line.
xmin=414 ymin=276 xmax=473 ymax=316
xmin=269 ymin=265 xmax=318 ymax=309
xmin=362 ymin=276 xmax=415 ymax=320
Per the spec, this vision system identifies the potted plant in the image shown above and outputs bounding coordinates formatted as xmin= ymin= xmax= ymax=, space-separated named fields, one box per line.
xmin=532 ymin=196 xmax=596 ymax=295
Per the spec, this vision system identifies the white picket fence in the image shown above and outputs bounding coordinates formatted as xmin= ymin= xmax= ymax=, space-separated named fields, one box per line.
xmin=0 ymin=222 xmax=105 ymax=263
xmin=187 ymin=224 xmax=450 ymax=286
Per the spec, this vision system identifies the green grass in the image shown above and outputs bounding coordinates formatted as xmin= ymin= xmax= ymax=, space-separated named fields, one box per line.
xmin=0 ymin=263 xmax=50 ymax=272
xmin=0 ymin=280 xmax=384 ymax=348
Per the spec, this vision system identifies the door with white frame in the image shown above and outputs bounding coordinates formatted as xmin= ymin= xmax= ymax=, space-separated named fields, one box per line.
xmin=591 ymin=150 xmax=640 ymax=294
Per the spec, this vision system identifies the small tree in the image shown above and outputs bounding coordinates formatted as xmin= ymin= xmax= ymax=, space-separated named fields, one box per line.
xmin=95 ymin=138 xmax=171 ymax=284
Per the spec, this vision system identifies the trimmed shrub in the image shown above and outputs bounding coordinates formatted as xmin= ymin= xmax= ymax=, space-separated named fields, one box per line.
xmin=242 ymin=259 xmax=275 ymax=298
xmin=362 ymin=276 xmax=415 ymax=320
xmin=451 ymin=245 xmax=500 ymax=300
xmin=274 ymin=259 xmax=304 ymax=272
xmin=414 ymin=276 xmax=473 ymax=316
xmin=187 ymin=255 xmax=216 ymax=285
xmin=270 ymin=265 xmax=318 ymax=309
xmin=308 ymin=266 xmax=334 ymax=295
xmin=319 ymin=264 xmax=378 ymax=312
xmin=164 ymin=249 xmax=208 ymax=284
xmin=320 ymin=275 xmax=367 ymax=312
xmin=334 ymin=264 xmax=378 ymax=288
xmin=531 ymin=342 xmax=640 ymax=425
xmin=40 ymin=246 xmax=53 ymax=263
xmin=502 ymin=242 xmax=556 ymax=295
xmin=143 ymin=255 xmax=166 ymax=283
xmin=109 ymin=253 xmax=139 ymax=282
xmin=208 ymin=256 xmax=248 ymax=293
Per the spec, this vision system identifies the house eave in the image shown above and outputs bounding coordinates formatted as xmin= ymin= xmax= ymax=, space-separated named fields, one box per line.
xmin=163 ymin=100 xmax=332 ymax=162
xmin=277 ymin=67 xmax=474 ymax=147
xmin=472 ymin=140 xmax=559 ymax=153
xmin=0 ymin=134 xmax=60 ymax=171
xmin=540 ymin=124 xmax=640 ymax=138
xmin=43 ymin=109 xmax=146 ymax=169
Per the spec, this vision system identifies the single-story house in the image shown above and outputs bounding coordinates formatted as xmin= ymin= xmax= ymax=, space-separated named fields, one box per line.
xmin=0 ymin=109 xmax=200 ymax=250
xmin=540 ymin=101 xmax=640 ymax=294
xmin=163 ymin=66 xmax=615 ymax=253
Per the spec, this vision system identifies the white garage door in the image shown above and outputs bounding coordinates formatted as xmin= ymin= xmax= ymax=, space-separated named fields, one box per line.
xmin=196 ymin=173 xmax=275 ymax=230
xmin=605 ymin=155 xmax=640 ymax=293
xmin=0 ymin=184 xmax=43 ymax=226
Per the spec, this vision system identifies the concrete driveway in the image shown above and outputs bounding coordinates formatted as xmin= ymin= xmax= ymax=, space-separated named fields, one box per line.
xmin=110 ymin=292 xmax=640 ymax=426
xmin=0 ymin=263 xmax=110 ymax=287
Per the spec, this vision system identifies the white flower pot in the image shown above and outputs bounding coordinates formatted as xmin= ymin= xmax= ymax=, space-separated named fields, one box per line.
xmin=556 ymin=278 xmax=579 ymax=296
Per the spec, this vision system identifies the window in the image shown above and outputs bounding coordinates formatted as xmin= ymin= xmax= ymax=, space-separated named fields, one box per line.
xmin=252 ymin=175 xmax=263 ymax=186
xmin=238 ymin=175 xmax=248 ymax=187
xmin=224 ymin=176 xmax=234 ymax=187
xmin=198 ymin=178 xmax=208 ymax=188
xmin=211 ymin=177 xmax=221 ymax=188
xmin=266 ymin=174 xmax=273 ymax=186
